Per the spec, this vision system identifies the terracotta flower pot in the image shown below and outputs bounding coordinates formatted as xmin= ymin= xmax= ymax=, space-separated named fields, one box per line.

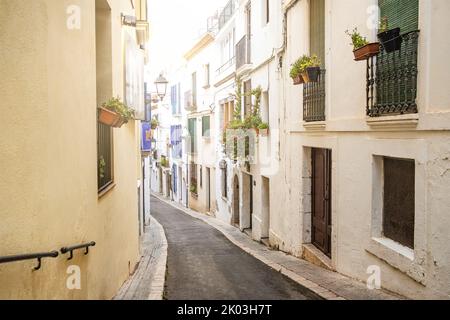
xmin=98 ymin=107 xmax=126 ymax=128
xmin=292 ymin=74 xmax=304 ymax=85
xmin=353 ymin=42 xmax=380 ymax=61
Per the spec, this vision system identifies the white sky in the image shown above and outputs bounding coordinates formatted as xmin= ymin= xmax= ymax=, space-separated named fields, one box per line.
xmin=146 ymin=0 xmax=228 ymax=84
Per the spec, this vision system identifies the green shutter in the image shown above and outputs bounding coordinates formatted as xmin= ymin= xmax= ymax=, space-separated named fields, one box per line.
xmin=188 ymin=118 xmax=197 ymax=153
xmin=379 ymin=0 xmax=419 ymax=33
xmin=310 ymin=0 xmax=325 ymax=66
xmin=202 ymin=116 xmax=210 ymax=137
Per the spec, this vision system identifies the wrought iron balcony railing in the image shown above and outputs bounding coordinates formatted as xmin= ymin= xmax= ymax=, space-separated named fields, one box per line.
xmin=303 ymin=69 xmax=326 ymax=122
xmin=236 ymin=35 xmax=250 ymax=70
xmin=367 ymin=30 xmax=420 ymax=117
xmin=218 ymin=0 xmax=235 ymax=30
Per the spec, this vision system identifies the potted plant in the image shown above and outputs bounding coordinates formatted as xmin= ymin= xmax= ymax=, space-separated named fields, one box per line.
xmin=346 ymin=28 xmax=380 ymax=61
xmin=377 ymin=17 xmax=402 ymax=53
xmin=289 ymin=59 xmax=304 ymax=85
xmin=151 ymin=118 xmax=159 ymax=130
xmin=190 ymin=184 xmax=198 ymax=196
xmin=258 ymin=123 xmax=269 ymax=136
xmin=300 ymin=55 xmax=321 ymax=83
xmin=98 ymin=97 xmax=134 ymax=128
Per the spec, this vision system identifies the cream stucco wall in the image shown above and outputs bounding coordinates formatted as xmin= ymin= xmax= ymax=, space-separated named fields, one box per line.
xmin=274 ymin=0 xmax=450 ymax=299
xmin=0 ymin=0 xmax=143 ymax=299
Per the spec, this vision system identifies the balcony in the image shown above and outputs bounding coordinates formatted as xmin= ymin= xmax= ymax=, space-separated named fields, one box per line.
xmin=216 ymin=56 xmax=235 ymax=76
xmin=218 ymin=0 xmax=235 ymax=30
xmin=366 ymin=30 xmax=420 ymax=117
xmin=184 ymin=90 xmax=196 ymax=112
xmin=303 ymin=69 xmax=326 ymax=122
xmin=236 ymin=35 xmax=251 ymax=71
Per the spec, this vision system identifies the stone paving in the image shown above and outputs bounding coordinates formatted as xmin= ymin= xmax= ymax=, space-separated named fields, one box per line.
xmin=152 ymin=193 xmax=404 ymax=300
xmin=114 ymin=216 xmax=167 ymax=300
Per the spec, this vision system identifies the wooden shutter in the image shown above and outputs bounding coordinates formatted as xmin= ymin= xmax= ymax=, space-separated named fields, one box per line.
xmin=379 ymin=0 xmax=419 ymax=34
xmin=309 ymin=0 xmax=325 ymax=66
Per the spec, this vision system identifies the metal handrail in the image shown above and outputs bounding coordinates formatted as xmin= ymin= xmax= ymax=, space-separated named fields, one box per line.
xmin=60 ymin=241 xmax=96 ymax=261
xmin=0 ymin=251 xmax=59 ymax=271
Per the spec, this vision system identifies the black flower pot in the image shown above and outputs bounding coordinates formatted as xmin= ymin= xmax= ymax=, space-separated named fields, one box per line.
xmin=306 ymin=67 xmax=320 ymax=83
xmin=378 ymin=27 xmax=402 ymax=53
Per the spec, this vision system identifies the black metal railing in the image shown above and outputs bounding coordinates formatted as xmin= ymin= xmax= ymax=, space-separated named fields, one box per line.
xmin=236 ymin=35 xmax=249 ymax=70
xmin=303 ymin=69 xmax=326 ymax=122
xmin=61 ymin=242 xmax=96 ymax=261
xmin=216 ymin=56 xmax=235 ymax=75
xmin=367 ymin=30 xmax=420 ymax=117
xmin=218 ymin=0 xmax=235 ymax=30
xmin=0 ymin=251 xmax=59 ymax=271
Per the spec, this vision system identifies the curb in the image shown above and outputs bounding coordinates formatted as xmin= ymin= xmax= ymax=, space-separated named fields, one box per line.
xmin=148 ymin=216 xmax=168 ymax=300
xmin=151 ymin=193 xmax=344 ymax=300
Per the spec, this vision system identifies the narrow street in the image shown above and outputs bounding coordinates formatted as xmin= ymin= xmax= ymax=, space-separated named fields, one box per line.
xmin=150 ymin=196 xmax=320 ymax=300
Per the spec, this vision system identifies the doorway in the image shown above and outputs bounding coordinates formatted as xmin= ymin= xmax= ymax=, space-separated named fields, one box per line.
xmin=242 ymin=173 xmax=253 ymax=231
xmin=261 ymin=176 xmax=270 ymax=239
xmin=311 ymin=148 xmax=332 ymax=258
xmin=206 ymin=167 xmax=211 ymax=212
xmin=232 ymin=175 xmax=240 ymax=227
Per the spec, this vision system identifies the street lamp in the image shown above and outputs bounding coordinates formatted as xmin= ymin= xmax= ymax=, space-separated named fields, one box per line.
xmin=154 ymin=74 xmax=168 ymax=101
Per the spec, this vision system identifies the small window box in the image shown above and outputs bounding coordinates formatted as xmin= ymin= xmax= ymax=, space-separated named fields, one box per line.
xmin=98 ymin=107 xmax=127 ymax=128
xmin=353 ymin=43 xmax=380 ymax=61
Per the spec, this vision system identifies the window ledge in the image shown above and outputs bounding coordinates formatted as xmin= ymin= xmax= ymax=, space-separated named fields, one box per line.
xmin=98 ymin=182 xmax=116 ymax=199
xmin=366 ymin=114 xmax=419 ymax=130
xmin=303 ymin=121 xmax=326 ymax=131
xmin=366 ymin=237 xmax=426 ymax=285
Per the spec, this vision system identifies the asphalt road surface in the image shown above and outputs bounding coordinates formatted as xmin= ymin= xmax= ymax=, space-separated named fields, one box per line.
xmin=151 ymin=196 xmax=321 ymax=300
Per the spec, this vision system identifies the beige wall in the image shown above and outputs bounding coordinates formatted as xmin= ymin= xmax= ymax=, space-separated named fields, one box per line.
xmin=0 ymin=0 xmax=142 ymax=299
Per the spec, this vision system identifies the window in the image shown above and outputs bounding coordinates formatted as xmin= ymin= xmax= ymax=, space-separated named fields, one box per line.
xmin=262 ymin=91 xmax=269 ymax=124
xmin=203 ymin=64 xmax=210 ymax=88
xmin=243 ymin=80 xmax=252 ymax=116
xmin=96 ymin=1 xmax=114 ymax=193
xmin=192 ymin=72 xmax=197 ymax=108
xmin=170 ymin=125 xmax=182 ymax=159
xmin=367 ymin=0 xmax=419 ymax=117
xmin=223 ymin=101 xmax=234 ymax=129
xmin=171 ymin=85 xmax=178 ymax=114
xmin=220 ymin=161 xmax=228 ymax=198
xmin=262 ymin=0 xmax=270 ymax=25
xmin=202 ymin=115 xmax=211 ymax=137
xmin=188 ymin=118 xmax=197 ymax=154
xmin=383 ymin=157 xmax=415 ymax=249
xmin=190 ymin=163 xmax=198 ymax=194
xmin=304 ymin=0 xmax=325 ymax=122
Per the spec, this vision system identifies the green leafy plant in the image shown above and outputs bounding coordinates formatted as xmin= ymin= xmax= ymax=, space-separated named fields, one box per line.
xmin=258 ymin=122 xmax=269 ymax=130
xmin=290 ymin=58 xmax=303 ymax=79
xmin=190 ymin=184 xmax=198 ymax=195
xmin=99 ymin=156 xmax=106 ymax=179
xmin=345 ymin=28 xmax=369 ymax=50
xmin=379 ymin=16 xmax=389 ymax=33
xmin=160 ymin=156 xmax=169 ymax=168
xmin=292 ymin=54 xmax=322 ymax=76
xmin=102 ymin=97 xmax=134 ymax=122
xmin=151 ymin=117 xmax=159 ymax=129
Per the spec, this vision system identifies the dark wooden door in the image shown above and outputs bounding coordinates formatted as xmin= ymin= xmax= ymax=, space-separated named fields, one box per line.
xmin=311 ymin=148 xmax=332 ymax=258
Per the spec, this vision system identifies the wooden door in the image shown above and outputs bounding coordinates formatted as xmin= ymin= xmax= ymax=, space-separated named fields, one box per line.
xmin=311 ymin=148 xmax=332 ymax=257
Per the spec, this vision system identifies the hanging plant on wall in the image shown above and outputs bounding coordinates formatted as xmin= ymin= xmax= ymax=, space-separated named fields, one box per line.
xmin=98 ymin=97 xmax=134 ymax=128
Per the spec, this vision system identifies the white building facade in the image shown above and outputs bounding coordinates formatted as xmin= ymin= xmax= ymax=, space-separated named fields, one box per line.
xmin=152 ymin=0 xmax=450 ymax=299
